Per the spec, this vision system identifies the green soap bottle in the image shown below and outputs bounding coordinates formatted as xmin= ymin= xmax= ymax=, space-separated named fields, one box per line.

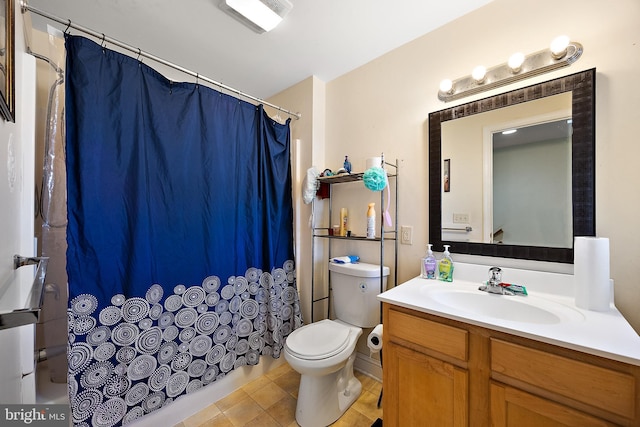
xmin=438 ymin=245 xmax=454 ymax=282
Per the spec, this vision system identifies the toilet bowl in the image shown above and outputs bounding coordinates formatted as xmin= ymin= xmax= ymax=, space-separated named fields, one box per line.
xmin=284 ymin=319 xmax=362 ymax=427
xmin=284 ymin=262 xmax=389 ymax=427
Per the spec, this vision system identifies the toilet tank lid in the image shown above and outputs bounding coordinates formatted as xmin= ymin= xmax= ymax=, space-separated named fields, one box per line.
xmin=328 ymin=262 xmax=389 ymax=278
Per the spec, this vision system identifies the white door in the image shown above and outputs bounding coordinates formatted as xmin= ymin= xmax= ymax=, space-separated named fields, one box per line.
xmin=0 ymin=2 xmax=38 ymax=402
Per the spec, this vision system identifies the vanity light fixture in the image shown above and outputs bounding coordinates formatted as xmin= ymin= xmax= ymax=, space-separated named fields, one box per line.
xmin=507 ymin=52 xmax=525 ymax=73
xmin=439 ymin=79 xmax=453 ymax=94
xmin=550 ymin=35 xmax=571 ymax=59
xmin=437 ymin=36 xmax=583 ymax=102
xmin=472 ymin=65 xmax=487 ymax=83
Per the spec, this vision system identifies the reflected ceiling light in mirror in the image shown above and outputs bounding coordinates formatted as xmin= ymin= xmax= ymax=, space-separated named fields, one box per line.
xmin=437 ymin=36 xmax=583 ymax=102
xmin=502 ymin=129 xmax=517 ymax=135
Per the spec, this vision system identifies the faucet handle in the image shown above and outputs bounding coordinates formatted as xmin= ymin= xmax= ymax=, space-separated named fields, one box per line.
xmin=488 ymin=266 xmax=502 ymax=284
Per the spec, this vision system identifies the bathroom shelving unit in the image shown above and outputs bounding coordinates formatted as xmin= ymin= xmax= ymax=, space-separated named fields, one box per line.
xmin=310 ymin=160 xmax=398 ymax=324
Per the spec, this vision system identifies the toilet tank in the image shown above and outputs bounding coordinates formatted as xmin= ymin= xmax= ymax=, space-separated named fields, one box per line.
xmin=329 ymin=262 xmax=390 ymax=328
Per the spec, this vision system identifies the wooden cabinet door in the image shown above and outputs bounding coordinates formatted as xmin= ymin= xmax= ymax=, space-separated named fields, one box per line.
xmin=383 ymin=341 xmax=468 ymax=427
xmin=490 ymin=382 xmax=618 ymax=427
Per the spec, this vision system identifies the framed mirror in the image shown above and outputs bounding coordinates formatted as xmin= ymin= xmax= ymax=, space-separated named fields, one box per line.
xmin=0 ymin=0 xmax=14 ymax=122
xmin=428 ymin=68 xmax=595 ymax=263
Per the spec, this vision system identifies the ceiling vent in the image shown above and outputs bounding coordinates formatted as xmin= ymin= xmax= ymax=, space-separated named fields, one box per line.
xmin=220 ymin=0 xmax=293 ymax=33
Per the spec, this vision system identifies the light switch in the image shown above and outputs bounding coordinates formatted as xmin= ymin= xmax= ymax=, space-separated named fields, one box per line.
xmin=453 ymin=213 xmax=469 ymax=224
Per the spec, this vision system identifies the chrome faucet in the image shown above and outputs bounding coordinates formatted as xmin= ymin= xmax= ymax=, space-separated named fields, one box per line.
xmin=479 ymin=266 xmax=514 ymax=295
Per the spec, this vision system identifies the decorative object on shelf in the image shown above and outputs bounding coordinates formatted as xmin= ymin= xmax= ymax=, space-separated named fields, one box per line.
xmin=343 ymin=155 xmax=352 ymax=173
xmin=363 ymin=154 xmax=393 ymax=228
xmin=437 ymin=36 xmax=583 ymax=102
xmin=363 ymin=166 xmax=387 ymax=192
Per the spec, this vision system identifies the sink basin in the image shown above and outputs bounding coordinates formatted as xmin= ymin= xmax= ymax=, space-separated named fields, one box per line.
xmin=421 ymin=287 xmax=585 ymax=324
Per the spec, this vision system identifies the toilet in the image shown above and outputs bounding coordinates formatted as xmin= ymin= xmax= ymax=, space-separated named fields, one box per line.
xmin=284 ymin=262 xmax=389 ymax=427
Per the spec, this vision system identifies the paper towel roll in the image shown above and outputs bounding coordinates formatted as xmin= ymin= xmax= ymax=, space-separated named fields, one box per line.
xmin=367 ymin=324 xmax=383 ymax=352
xmin=574 ymin=237 xmax=611 ymax=311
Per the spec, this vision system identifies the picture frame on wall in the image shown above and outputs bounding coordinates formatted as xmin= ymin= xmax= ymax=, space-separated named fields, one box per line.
xmin=0 ymin=0 xmax=14 ymax=122
xmin=443 ymin=158 xmax=450 ymax=192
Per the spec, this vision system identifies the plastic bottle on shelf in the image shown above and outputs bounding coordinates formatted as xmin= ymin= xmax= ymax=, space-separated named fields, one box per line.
xmin=421 ymin=244 xmax=437 ymax=279
xmin=366 ymin=203 xmax=376 ymax=239
xmin=340 ymin=208 xmax=348 ymax=237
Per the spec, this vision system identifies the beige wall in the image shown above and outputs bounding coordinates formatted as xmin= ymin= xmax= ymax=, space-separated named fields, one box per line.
xmin=274 ymin=0 xmax=640 ymax=333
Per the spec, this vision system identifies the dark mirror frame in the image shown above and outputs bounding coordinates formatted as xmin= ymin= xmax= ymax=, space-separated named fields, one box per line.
xmin=428 ymin=68 xmax=595 ymax=263
xmin=0 ymin=0 xmax=15 ymax=122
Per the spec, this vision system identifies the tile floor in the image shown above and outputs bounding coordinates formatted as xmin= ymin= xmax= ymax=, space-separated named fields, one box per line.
xmin=174 ymin=363 xmax=383 ymax=427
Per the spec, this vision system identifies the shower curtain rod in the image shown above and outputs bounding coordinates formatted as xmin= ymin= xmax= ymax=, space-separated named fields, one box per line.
xmin=20 ymin=1 xmax=302 ymax=120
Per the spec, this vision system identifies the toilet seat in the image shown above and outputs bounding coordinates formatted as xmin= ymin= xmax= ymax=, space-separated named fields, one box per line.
xmin=285 ymin=320 xmax=351 ymax=360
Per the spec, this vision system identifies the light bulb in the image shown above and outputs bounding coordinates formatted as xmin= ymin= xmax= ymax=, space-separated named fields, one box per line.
xmin=508 ymin=52 xmax=525 ymax=73
xmin=439 ymin=79 xmax=453 ymax=93
xmin=550 ymin=35 xmax=570 ymax=59
xmin=472 ymin=65 xmax=486 ymax=83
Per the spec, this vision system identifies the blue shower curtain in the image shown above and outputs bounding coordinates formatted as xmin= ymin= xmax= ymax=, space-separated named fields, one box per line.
xmin=64 ymin=35 xmax=302 ymax=427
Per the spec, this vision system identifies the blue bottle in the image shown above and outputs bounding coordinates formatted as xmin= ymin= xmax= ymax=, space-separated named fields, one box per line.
xmin=344 ymin=156 xmax=352 ymax=173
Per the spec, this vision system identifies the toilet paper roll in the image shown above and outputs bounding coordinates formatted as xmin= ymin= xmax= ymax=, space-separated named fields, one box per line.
xmin=367 ymin=324 xmax=383 ymax=352
xmin=366 ymin=157 xmax=383 ymax=170
xmin=574 ymin=237 xmax=611 ymax=311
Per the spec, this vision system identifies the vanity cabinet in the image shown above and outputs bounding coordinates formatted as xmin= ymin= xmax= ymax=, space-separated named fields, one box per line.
xmin=384 ymin=308 xmax=469 ymax=426
xmin=382 ymin=303 xmax=640 ymax=427
xmin=490 ymin=383 xmax=618 ymax=427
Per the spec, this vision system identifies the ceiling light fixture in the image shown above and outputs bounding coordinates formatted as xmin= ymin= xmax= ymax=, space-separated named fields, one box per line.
xmin=438 ymin=36 xmax=583 ymax=102
xmin=221 ymin=0 xmax=293 ymax=33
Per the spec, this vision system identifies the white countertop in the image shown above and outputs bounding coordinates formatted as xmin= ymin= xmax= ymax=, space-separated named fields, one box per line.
xmin=378 ymin=263 xmax=640 ymax=366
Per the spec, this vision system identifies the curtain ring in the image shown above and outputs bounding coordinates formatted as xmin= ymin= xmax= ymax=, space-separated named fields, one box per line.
xmin=64 ymin=19 xmax=71 ymax=34
xmin=136 ymin=48 xmax=141 ymax=62
xmin=101 ymin=34 xmax=106 ymax=51
xmin=195 ymin=73 xmax=199 ymax=87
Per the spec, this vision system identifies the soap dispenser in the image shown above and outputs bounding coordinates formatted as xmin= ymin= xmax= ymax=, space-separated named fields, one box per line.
xmin=438 ymin=245 xmax=454 ymax=282
xmin=421 ymin=244 xmax=437 ymax=279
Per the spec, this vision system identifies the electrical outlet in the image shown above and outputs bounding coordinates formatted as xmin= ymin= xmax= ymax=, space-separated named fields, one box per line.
xmin=453 ymin=213 xmax=469 ymax=224
xmin=400 ymin=226 xmax=413 ymax=245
